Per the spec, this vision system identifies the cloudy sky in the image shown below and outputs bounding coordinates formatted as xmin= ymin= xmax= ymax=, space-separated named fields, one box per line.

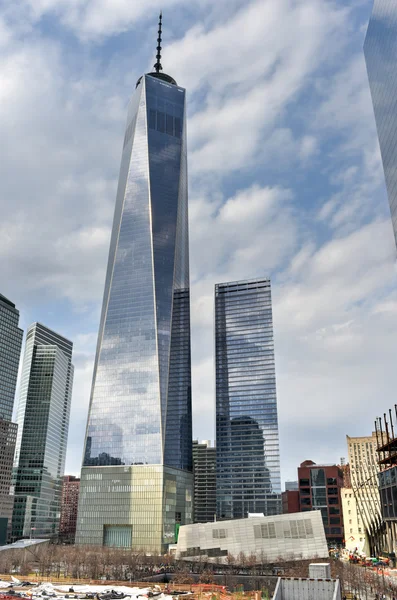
xmin=1 ymin=0 xmax=396 ymax=485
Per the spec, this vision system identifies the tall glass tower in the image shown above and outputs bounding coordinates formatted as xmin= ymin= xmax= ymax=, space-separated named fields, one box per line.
xmin=0 ymin=294 xmax=23 ymax=421
xmin=364 ymin=0 xmax=397 ymax=249
xmin=12 ymin=323 xmax=74 ymax=541
xmin=215 ymin=279 xmax=281 ymax=520
xmin=76 ymin=16 xmax=193 ymax=552
xmin=0 ymin=293 xmax=23 ymax=544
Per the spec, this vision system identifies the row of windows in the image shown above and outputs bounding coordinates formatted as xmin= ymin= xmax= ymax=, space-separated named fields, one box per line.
xmin=254 ymin=519 xmax=313 ymax=540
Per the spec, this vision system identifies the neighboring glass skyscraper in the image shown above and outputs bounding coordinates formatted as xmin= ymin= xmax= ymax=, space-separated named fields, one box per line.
xmin=364 ymin=0 xmax=397 ymax=248
xmin=0 ymin=293 xmax=23 ymax=544
xmin=0 ymin=294 xmax=23 ymax=421
xmin=12 ymin=323 xmax=74 ymax=541
xmin=76 ymin=16 xmax=193 ymax=552
xmin=215 ymin=279 xmax=281 ymax=520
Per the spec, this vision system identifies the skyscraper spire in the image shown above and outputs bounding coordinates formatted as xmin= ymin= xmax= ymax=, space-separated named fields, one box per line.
xmin=154 ymin=12 xmax=163 ymax=73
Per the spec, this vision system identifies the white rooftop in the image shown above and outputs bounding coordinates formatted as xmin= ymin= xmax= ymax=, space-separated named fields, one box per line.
xmin=0 ymin=539 xmax=48 ymax=552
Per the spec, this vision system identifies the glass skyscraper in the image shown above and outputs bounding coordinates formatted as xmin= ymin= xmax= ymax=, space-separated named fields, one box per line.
xmin=0 ymin=293 xmax=23 ymax=544
xmin=364 ymin=0 xmax=397 ymax=248
xmin=12 ymin=323 xmax=74 ymax=541
xmin=215 ymin=279 xmax=281 ymax=520
xmin=0 ymin=294 xmax=23 ymax=421
xmin=76 ymin=19 xmax=193 ymax=552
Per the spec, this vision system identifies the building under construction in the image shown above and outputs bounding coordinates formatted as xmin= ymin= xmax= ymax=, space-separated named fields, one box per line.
xmin=375 ymin=407 xmax=397 ymax=560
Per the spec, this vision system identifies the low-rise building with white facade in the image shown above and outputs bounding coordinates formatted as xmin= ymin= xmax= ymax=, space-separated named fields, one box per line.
xmin=175 ymin=511 xmax=328 ymax=563
xmin=341 ymin=487 xmax=367 ymax=555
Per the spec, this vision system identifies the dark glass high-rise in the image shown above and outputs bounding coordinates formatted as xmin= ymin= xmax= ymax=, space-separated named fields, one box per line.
xmin=76 ymin=18 xmax=193 ymax=552
xmin=0 ymin=293 xmax=23 ymax=544
xmin=215 ymin=279 xmax=281 ymax=520
xmin=364 ymin=0 xmax=397 ymax=249
xmin=12 ymin=323 xmax=74 ymax=541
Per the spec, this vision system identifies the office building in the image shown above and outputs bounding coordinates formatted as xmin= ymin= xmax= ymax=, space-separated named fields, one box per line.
xmin=0 ymin=294 xmax=23 ymax=421
xmin=0 ymin=294 xmax=23 ymax=544
xmin=175 ymin=511 xmax=328 ymax=563
xmin=12 ymin=323 xmax=74 ymax=541
xmin=193 ymin=440 xmax=216 ymax=524
xmin=215 ymin=278 xmax=281 ymax=520
xmin=298 ymin=460 xmax=344 ymax=546
xmin=346 ymin=433 xmax=381 ymax=556
xmin=59 ymin=476 xmax=80 ymax=543
xmin=364 ymin=1 xmax=397 ymax=249
xmin=0 ymin=420 xmax=18 ymax=545
xmin=76 ymin=16 xmax=193 ymax=552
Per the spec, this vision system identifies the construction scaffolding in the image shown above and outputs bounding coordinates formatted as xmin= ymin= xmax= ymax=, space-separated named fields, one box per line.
xmin=374 ymin=407 xmax=397 ymax=557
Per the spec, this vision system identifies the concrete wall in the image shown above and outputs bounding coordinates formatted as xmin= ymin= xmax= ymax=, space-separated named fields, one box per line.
xmin=272 ymin=578 xmax=341 ymax=600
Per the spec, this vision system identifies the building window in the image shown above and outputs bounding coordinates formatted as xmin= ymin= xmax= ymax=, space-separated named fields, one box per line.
xmin=212 ymin=528 xmax=227 ymax=539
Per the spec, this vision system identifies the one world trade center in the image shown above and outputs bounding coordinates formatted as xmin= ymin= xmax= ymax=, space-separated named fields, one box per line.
xmin=76 ymin=15 xmax=193 ymax=552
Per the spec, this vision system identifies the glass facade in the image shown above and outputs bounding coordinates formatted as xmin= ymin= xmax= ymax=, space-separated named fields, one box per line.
xmin=0 ymin=419 xmax=18 ymax=544
xmin=0 ymin=294 xmax=23 ymax=421
xmin=364 ymin=0 xmax=397 ymax=248
xmin=215 ymin=279 xmax=281 ymax=520
xmin=0 ymin=294 xmax=23 ymax=542
xmin=379 ymin=467 xmax=397 ymax=520
xmin=192 ymin=440 xmax=217 ymax=524
xmin=12 ymin=323 xmax=74 ymax=541
xmin=77 ymin=71 xmax=192 ymax=552
xmin=76 ymin=465 xmax=192 ymax=552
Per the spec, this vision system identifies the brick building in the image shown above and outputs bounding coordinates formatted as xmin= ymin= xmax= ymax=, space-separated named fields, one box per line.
xmin=59 ymin=476 xmax=80 ymax=543
xmin=282 ymin=490 xmax=300 ymax=514
xmin=298 ymin=460 xmax=344 ymax=546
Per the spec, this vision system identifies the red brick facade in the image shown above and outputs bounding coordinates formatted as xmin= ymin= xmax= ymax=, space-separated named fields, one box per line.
xmin=282 ymin=490 xmax=300 ymax=514
xmin=298 ymin=460 xmax=344 ymax=546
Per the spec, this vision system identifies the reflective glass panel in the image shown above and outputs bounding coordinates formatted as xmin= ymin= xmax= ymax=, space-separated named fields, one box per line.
xmin=215 ymin=279 xmax=281 ymax=519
